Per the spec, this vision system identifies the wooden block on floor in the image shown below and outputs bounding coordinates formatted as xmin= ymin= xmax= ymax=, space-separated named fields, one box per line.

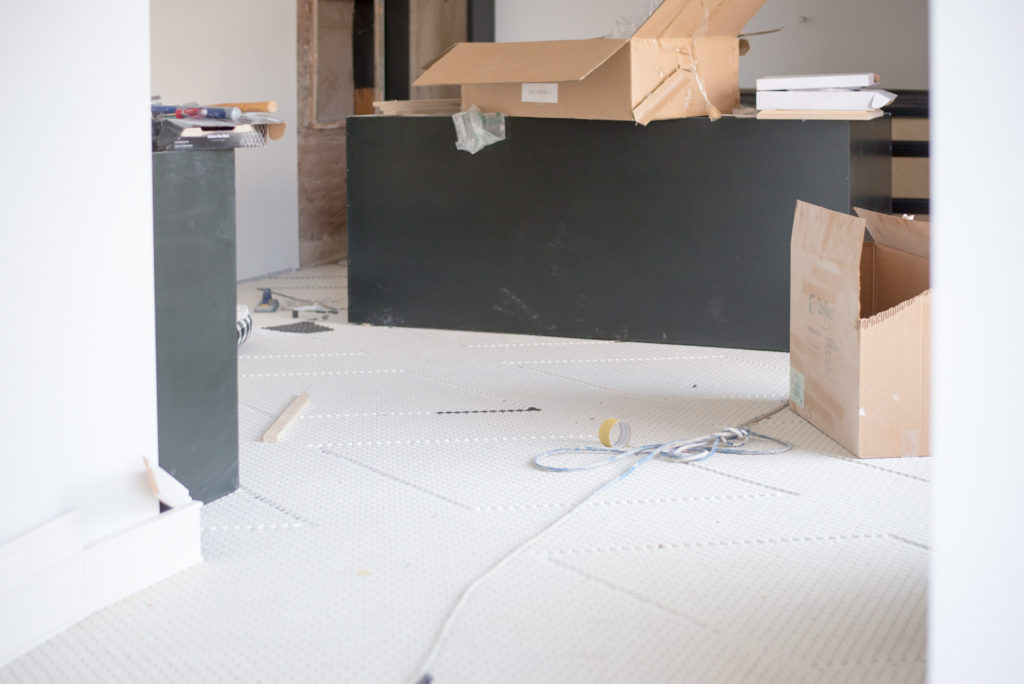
xmin=262 ymin=392 xmax=311 ymax=443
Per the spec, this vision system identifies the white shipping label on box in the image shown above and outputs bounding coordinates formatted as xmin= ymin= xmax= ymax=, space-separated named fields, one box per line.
xmin=522 ymin=83 xmax=558 ymax=104
xmin=790 ymin=368 xmax=805 ymax=408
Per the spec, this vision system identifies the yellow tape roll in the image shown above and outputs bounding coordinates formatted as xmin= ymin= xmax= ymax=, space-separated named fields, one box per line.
xmin=599 ymin=418 xmax=631 ymax=449
xmin=598 ymin=418 xmax=619 ymax=447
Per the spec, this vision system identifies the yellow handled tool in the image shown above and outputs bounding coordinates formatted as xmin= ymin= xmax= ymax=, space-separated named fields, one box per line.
xmin=210 ymin=100 xmax=277 ymax=113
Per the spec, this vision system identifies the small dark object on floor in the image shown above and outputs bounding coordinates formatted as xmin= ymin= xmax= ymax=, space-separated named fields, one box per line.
xmin=415 ymin=675 xmax=432 ymax=684
xmin=266 ymin=321 xmax=333 ymax=334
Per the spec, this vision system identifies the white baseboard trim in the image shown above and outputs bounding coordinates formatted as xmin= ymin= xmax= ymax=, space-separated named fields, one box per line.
xmin=0 ymin=501 xmax=202 ymax=667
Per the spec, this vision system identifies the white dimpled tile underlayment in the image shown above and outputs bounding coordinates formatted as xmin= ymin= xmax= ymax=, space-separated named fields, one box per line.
xmin=0 ymin=262 xmax=928 ymax=683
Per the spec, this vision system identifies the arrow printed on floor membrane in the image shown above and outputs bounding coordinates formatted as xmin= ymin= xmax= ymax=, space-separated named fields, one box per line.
xmin=435 ymin=407 xmax=541 ymax=415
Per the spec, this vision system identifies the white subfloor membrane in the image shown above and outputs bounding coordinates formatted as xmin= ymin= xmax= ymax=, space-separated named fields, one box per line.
xmin=1 ymin=262 xmax=928 ymax=683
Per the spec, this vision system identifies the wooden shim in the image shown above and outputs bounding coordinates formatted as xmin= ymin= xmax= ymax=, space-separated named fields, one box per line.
xmin=262 ymin=391 xmax=311 ymax=443
xmin=142 ymin=457 xmax=193 ymax=508
xmin=373 ymin=99 xmax=461 ymax=116
xmin=756 ymin=109 xmax=885 ymax=121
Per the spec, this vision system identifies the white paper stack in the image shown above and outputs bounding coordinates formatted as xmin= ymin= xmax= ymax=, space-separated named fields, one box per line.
xmin=755 ymin=73 xmax=897 ymax=120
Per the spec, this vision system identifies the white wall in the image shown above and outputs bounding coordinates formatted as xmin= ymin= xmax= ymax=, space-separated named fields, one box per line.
xmin=930 ymin=0 xmax=1024 ymax=681
xmin=495 ymin=0 xmax=929 ymax=89
xmin=496 ymin=0 xmax=661 ymax=41
xmin=740 ymin=0 xmax=927 ymax=89
xmin=0 ymin=3 xmax=158 ymax=546
xmin=150 ymin=0 xmax=300 ymax=280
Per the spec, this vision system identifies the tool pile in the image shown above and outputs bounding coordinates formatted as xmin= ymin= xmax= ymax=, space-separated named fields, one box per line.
xmin=151 ymin=96 xmax=286 ymax=151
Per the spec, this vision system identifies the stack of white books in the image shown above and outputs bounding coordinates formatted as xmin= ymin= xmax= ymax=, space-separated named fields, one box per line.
xmin=755 ymin=73 xmax=897 ymax=120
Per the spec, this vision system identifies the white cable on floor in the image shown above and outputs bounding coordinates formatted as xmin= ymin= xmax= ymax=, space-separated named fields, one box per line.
xmin=409 ymin=403 xmax=792 ymax=684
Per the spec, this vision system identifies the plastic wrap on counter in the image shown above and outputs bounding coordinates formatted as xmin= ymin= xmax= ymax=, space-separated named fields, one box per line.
xmin=452 ymin=106 xmax=506 ymax=154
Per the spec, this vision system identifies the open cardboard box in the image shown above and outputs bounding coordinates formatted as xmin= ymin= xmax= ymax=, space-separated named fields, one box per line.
xmin=413 ymin=0 xmax=766 ymax=124
xmin=789 ymin=201 xmax=931 ymax=459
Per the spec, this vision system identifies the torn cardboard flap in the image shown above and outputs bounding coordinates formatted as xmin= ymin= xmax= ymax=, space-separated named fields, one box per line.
xmin=413 ymin=39 xmax=629 ymax=86
xmin=789 ymin=201 xmax=931 ymax=459
xmin=792 ymin=200 xmax=867 ymax=268
xmin=413 ymin=0 xmax=767 ymax=123
xmin=854 ymin=206 xmax=930 ymax=259
xmin=788 ymin=202 xmax=863 ymax=454
xmin=858 ymin=291 xmax=931 ymax=459
xmin=143 ymin=457 xmax=193 ymax=509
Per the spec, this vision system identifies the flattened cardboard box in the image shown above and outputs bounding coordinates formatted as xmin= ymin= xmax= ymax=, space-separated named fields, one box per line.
xmin=789 ymin=201 xmax=931 ymax=459
xmin=413 ymin=0 xmax=767 ymax=124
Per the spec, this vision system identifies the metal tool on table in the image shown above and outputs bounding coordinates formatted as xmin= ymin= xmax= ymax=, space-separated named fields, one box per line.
xmin=253 ymin=287 xmax=339 ymax=317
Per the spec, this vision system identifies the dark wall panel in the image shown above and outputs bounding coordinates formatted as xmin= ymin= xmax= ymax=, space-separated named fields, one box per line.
xmin=347 ymin=115 xmax=891 ymax=351
xmin=384 ymin=0 xmax=410 ymax=100
xmin=468 ymin=0 xmax=495 ymax=41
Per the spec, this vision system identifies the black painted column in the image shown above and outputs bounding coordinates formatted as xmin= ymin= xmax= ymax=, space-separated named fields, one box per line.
xmin=152 ymin=150 xmax=239 ymax=503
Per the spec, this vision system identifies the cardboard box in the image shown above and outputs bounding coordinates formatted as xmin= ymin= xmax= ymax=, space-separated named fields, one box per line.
xmin=789 ymin=201 xmax=931 ymax=459
xmin=413 ymin=0 xmax=766 ymax=124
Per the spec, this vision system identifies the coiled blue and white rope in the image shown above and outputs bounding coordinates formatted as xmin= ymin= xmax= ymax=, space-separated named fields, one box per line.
xmin=410 ymin=404 xmax=792 ymax=684
xmin=533 ymin=419 xmax=791 ymax=497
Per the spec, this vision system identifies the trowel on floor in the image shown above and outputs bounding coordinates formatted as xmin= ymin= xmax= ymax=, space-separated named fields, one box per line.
xmin=253 ymin=288 xmax=280 ymax=313
xmin=254 ymin=287 xmax=339 ymax=316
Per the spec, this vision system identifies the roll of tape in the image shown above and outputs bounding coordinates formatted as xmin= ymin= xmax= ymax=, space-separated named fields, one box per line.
xmin=598 ymin=418 xmax=631 ymax=449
